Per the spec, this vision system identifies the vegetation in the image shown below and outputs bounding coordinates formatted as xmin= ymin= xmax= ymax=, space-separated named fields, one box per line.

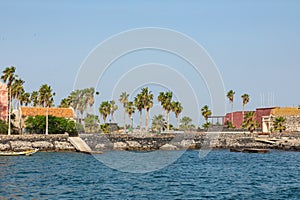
xmin=158 ymin=91 xmax=173 ymax=131
xmin=0 ymin=119 xmax=8 ymax=134
xmin=119 ymin=92 xmax=129 ymax=131
xmin=110 ymin=100 xmax=118 ymax=122
xmin=25 ymin=115 xmax=78 ymax=136
xmin=140 ymin=87 xmax=153 ymax=132
xmin=125 ymin=101 xmax=135 ymax=127
xmin=201 ymin=105 xmax=211 ymax=123
xmin=242 ymin=111 xmax=258 ymax=133
xmin=226 ymin=90 xmax=235 ymax=124
xmin=202 ymin=122 xmax=211 ymax=129
xmin=98 ymin=101 xmax=111 ymax=123
xmin=225 ymin=120 xmax=235 ymax=129
xmin=171 ymin=101 xmax=183 ymax=129
xmin=134 ymin=93 xmax=143 ymax=132
xmin=151 ymin=114 xmax=166 ymax=133
xmin=273 ymin=116 xmax=286 ymax=133
xmin=84 ymin=114 xmax=100 ymax=133
xmin=179 ymin=116 xmax=195 ymax=130
xmin=241 ymin=94 xmax=250 ymax=119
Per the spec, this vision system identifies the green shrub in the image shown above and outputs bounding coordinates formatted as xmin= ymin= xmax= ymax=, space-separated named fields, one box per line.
xmin=25 ymin=115 xmax=78 ymax=136
xmin=0 ymin=119 xmax=8 ymax=134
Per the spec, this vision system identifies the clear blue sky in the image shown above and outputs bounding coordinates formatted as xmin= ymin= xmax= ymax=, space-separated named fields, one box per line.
xmin=0 ymin=0 xmax=300 ymax=124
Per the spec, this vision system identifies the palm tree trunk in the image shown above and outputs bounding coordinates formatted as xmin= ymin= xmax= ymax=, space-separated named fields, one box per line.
xmin=242 ymin=105 xmax=245 ymax=122
xmin=123 ymin=111 xmax=126 ymax=131
xmin=45 ymin=107 xmax=49 ymax=135
xmin=231 ymin=102 xmax=234 ymax=125
xmin=145 ymin=110 xmax=149 ymax=132
xmin=8 ymin=88 xmax=12 ymax=135
xmin=167 ymin=111 xmax=170 ymax=131
xmin=139 ymin=111 xmax=142 ymax=133
xmin=176 ymin=116 xmax=179 ymax=129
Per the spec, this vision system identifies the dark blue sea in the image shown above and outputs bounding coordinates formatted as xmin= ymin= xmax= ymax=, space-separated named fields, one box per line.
xmin=0 ymin=150 xmax=299 ymax=199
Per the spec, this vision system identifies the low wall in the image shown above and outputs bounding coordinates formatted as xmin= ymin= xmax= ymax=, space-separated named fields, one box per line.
xmin=80 ymin=132 xmax=300 ymax=151
xmin=0 ymin=134 xmax=76 ymax=152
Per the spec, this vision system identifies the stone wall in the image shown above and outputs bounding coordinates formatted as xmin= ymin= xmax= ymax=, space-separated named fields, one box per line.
xmin=0 ymin=134 xmax=75 ymax=152
xmin=80 ymin=132 xmax=300 ymax=151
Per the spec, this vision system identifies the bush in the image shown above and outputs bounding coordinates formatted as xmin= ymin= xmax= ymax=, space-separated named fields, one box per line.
xmin=0 ymin=119 xmax=8 ymax=134
xmin=25 ymin=115 xmax=78 ymax=136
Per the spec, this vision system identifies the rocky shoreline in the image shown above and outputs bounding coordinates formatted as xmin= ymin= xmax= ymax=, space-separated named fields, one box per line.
xmin=1 ymin=132 xmax=300 ymax=152
xmin=0 ymin=134 xmax=75 ymax=152
xmin=81 ymin=132 xmax=300 ymax=152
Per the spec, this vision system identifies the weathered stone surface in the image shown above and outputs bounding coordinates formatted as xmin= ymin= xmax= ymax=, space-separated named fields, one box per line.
xmin=31 ymin=141 xmax=54 ymax=149
xmin=113 ymin=142 xmax=127 ymax=150
xmin=0 ymin=143 xmax=10 ymax=151
xmin=54 ymin=141 xmax=75 ymax=151
xmin=160 ymin=144 xmax=178 ymax=150
xmin=9 ymin=141 xmax=32 ymax=151
xmin=126 ymin=141 xmax=141 ymax=148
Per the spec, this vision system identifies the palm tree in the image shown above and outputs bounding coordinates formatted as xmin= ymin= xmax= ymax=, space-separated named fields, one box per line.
xmin=1 ymin=66 xmax=16 ymax=133
xmin=86 ymin=87 xmax=95 ymax=114
xmin=242 ymin=111 xmax=258 ymax=133
xmin=98 ymin=101 xmax=111 ymax=124
xmin=110 ymin=100 xmax=118 ymax=122
xmin=151 ymin=114 xmax=166 ymax=132
xmin=38 ymin=84 xmax=55 ymax=108
xmin=119 ymin=92 xmax=129 ymax=131
xmin=141 ymin=87 xmax=153 ymax=132
xmin=38 ymin=84 xmax=55 ymax=135
xmin=30 ymin=91 xmax=39 ymax=107
xmin=201 ymin=105 xmax=212 ymax=123
xmin=227 ymin=90 xmax=235 ymax=124
xmin=59 ymin=97 xmax=71 ymax=108
xmin=158 ymin=91 xmax=173 ymax=131
xmin=20 ymin=92 xmax=31 ymax=107
xmin=179 ymin=116 xmax=195 ymax=130
xmin=171 ymin=101 xmax=183 ymax=129
xmin=241 ymin=94 xmax=250 ymax=119
xmin=134 ymin=93 xmax=143 ymax=132
xmin=11 ymin=78 xmax=25 ymax=109
xmin=273 ymin=116 xmax=286 ymax=133
xmin=125 ymin=101 xmax=135 ymax=128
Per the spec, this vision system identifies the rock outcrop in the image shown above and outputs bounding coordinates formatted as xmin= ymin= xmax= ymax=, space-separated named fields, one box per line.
xmin=0 ymin=134 xmax=75 ymax=152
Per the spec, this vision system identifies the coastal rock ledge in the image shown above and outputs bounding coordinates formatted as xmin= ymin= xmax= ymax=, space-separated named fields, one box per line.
xmin=80 ymin=132 xmax=300 ymax=151
xmin=0 ymin=134 xmax=75 ymax=152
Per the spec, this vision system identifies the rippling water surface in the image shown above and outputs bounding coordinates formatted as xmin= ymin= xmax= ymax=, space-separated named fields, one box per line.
xmin=0 ymin=150 xmax=299 ymax=199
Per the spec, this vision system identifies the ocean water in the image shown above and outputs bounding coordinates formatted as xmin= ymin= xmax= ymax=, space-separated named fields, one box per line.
xmin=0 ymin=150 xmax=299 ymax=199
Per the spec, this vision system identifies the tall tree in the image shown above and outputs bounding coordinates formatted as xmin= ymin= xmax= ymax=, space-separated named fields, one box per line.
xmin=85 ymin=87 xmax=95 ymax=114
xmin=98 ymin=101 xmax=111 ymax=124
xmin=20 ymin=92 xmax=31 ymax=107
xmin=119 ymin=92 xmax=129 ymax=131
xmin=59 ymin=97 xmax=72 ymax=108
xmin=241 ymin=94 xmax=250 ymax=119
xmin=151 ymin=114 xmax=166 ymax=132
xmin=38 ymin=84 xmax=55 ymax=135
xmin=1 ymin=66 xmax=16 ymax=129
xmin=38 ymin=84 xmax=55 ymax=108
xmin=171 ymin=101 xmax=183 ymax=129
xmin=134 ymin=93 xmax=143 ymax=132
xmin=201 ymin=105 xmax=212 ymax=123
xmin=125 ymin=101 xmax=135 ymax=128
xmin=226 ymin=90 xmax=235 ymax=124
xmin=141 ymin=87 xmax=153 ymax=132
xmin=110 ymin=100 xmax=118 ymax=122
xmin=179 ymin=116 xmax=195 ymax=130
xmin=158 ymin=91 xmax=173 ymax=131
xmin=30 ymin=91 xmax=39 ymax=107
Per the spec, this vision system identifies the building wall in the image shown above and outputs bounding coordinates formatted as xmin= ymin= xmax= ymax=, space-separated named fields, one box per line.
xmin=0 ymin=83 xmax=8 ymax=121
xmin=255 ymin=107 xmax=275 ymax=128
xmin=224 ymin=111 xmax=246 ymax=128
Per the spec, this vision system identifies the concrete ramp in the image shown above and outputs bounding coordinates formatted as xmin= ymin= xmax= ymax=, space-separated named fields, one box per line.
xmin=255 ymin=138 xmax=276 ymax=145
xmin=69 ymin=137 xmax=92 ymax=153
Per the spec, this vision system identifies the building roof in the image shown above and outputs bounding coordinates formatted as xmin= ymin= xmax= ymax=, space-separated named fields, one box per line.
xmin=21 ymin=107 xmax=75 ymax=118
xmin=271 ymin=107 xmax=300 ymax=116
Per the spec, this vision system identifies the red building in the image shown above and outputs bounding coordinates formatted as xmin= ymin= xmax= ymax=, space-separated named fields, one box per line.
xmin=224 ymin=107 xmax=276 ymax=129
xmin=0 ymin=82 xmax=8 ymax=121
